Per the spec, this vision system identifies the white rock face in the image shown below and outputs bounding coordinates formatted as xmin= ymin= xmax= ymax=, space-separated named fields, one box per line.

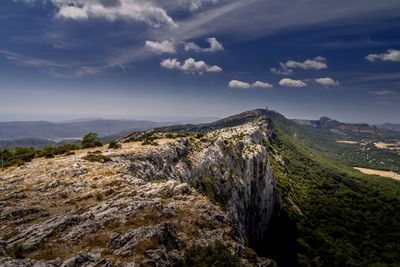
xmin=0 ymin=115 xmax=279 ymax=266
xmin=127 ymin=117 xmax=280 ymax=245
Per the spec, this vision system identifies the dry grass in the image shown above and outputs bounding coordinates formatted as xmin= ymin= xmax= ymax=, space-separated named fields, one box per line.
xmin=32 ymin=245 xmax=66 ymax=261
xmin=354 ymin=167 xmax=400 ymax=180
xmin=81 ymin=231 xmax=110 ymax=249
xmin=374 ymin=142 xmax=400 ymax=150
xmin=134 ymin=238 xmax=160 ymax=254
xmin=122 ymin=207 xmax=163 ymax=231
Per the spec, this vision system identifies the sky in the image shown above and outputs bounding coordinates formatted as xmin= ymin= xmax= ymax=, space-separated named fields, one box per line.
xmin=0 ymin=0 xmax=400 ymax=123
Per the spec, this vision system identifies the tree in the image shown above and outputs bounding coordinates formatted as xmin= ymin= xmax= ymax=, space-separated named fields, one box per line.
xmin=81 ymin=132 xmax=102 ymax=149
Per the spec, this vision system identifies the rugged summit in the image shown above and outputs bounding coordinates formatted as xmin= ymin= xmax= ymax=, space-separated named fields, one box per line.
xmin=0 ymin=110 xmax=280 ymax=266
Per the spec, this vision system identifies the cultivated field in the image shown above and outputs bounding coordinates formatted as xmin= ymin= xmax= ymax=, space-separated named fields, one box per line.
xmin=354 ymin=167 xmax=400 ymax=181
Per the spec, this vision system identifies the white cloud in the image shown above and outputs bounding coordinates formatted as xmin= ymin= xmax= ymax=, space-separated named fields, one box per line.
xmin=181 ymin=0 xmax=219 ymax=11
xmin=53 ymin=0 xmax=177 ymax=28
xmin=252 ymin=81 xmax=273 ymax=88
xmin=155 ymin=0 xmax=220 ymax=11
xmin=366 ymin=49 xmax=400 ymax=62
xmin=314 ymin=77 xmax=339 ymax=86
xmin=184 ymin=37 xmax=224 ymax=53
xmin=57 ymin=5 xmax=89 ymax=20
xmin=160 ymin=58 xmax=222 ymax=74
xmin=279 ymin=78 xmax=307 ymax=87
xmin=270 ymin=62 xmax=293 ymax=75
xmin=0 ymin=49 xmax=67 ymax=68
xmin=228 ymin=80 xmax=251 ymax=89
xmin=228 ymin=80 xmax=273 ymax=89
xmin=145 ymin=40 xmax=177 ymax=54
xmin=370 ymin=89 xmax=396 ymax=96
xmin=285 ymin=57 xmax=328 ymax=70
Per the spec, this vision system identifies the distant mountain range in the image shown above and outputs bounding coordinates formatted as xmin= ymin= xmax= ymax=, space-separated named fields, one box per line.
xmin=0 ymin=118 xmax=221 ymax=148
xmin=1 ymin=115 xmax=398 ymax=149
xmin=0 ymin=119 xmax=177 ymax=148
xmin=377 ymin=123 xmax=400 ymax=132
xmin=293 ymin=117 xmax=398 ymax=139
xmin=0 ymin=119 xmax=172 ymax=141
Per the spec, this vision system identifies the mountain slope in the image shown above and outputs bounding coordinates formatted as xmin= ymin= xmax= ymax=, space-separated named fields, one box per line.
xmin=0 ymin=109 xmax=399 ymax=267
xmin=260 ymin=109 xmax=400 ymax=266
xmin=0 ymin=114 xmax=279 ymax=266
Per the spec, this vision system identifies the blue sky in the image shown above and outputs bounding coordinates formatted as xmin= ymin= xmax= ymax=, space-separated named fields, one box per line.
xmin=0 ymin=0 xmax=400 ymax=123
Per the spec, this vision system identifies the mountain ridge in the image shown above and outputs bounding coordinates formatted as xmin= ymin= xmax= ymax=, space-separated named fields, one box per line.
xmin=0 ymin=109 xmax=399 ymax=267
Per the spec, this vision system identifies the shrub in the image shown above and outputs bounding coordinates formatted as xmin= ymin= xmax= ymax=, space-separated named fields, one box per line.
xmin=64 ymin=151 xmax=75 ymax=156
xmin=196 ymin=133 xmax=205 ymax=139
xmin=13 ymin=147 xmax=36 ymax=162
xmin=82 ymin=152 xmax=111 ymax=163
xmin=142 ymin=139 xmax=159 ymax=146
xmin=108 ymin=141 xmax=121 ymax=149
xmin=81 ymin=132 xmax=102 ymax=149
xmin=8 ymin=243 xmax=26 ymax=259
xmin=181 ymin=242 xmax=242 ymax=267
xmin=40 ymin=145 xmax=56 ymax=158
xmin=166 ymin=133 xmax=175 ymax=139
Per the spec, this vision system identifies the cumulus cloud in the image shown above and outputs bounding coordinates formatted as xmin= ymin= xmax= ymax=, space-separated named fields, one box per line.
xmin=285 ymin=56 xmax=328 ymax=70
xmin=228 ymin=80 xmax=273 ymax=89
xmin=160 ymin=58 xmax=222 ymax=74
xmin=252 ymin=81 xmax=273 ymax=88
xmin=145 ymin=40 xmax=177 ymax=54
xmin=184 ymin=37 xmax=224 ymax=53
xmin=270 ymin=62 xmax=293 ymax=75
xmin=228 ymin=80 xmax=251 ymax=89
xmin=366 ymin=49 xmax=400 ymax=62
xmin=52 ymin=0 xmax=177 ymax=27
xmin=57 ymin=6 xmax=89 ymax=20
xmin=271 ymin=57 xmax=327 ymax=75
xmin=279 ymin=78 xmax=307 ymax=87
xmin=314 ymin=77 xmax=339 ymax=86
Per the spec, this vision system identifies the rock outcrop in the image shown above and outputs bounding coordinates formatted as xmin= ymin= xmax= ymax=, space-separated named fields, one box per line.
xmin=0 ymin=111 xmax=280 ymax=266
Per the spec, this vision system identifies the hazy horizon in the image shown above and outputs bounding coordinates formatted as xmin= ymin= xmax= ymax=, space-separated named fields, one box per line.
xmin=0 ymin=107 xmax=397 ymax=125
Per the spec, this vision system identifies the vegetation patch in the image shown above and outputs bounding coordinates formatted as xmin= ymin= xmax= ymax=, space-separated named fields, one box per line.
xmin=181 ymin=241 xmax=242 ymax=267
xmin=81 ymin=132 xmax=103 ymax=149
xmin=261 ymin=123 xmax=400 ymax=267
xmin=190 ymin=176 xmax=227 ymax=207
xmin=82 ymin=152 xmax=112 ymax=163
xmin=108 ymin=141 xmax=121 ymax=149
xmin=141 ymin=140 xmax=159 ymax=146
xmin=38 ymin=144 xmax=79 ymax=159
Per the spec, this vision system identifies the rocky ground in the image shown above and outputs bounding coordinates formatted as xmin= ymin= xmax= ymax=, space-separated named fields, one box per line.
xmin=0 ymin=117 xmax=279 ymax=266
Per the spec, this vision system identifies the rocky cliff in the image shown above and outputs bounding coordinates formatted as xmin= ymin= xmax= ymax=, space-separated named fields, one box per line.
xmin=0 ymin=111 xmax=280 ymax=266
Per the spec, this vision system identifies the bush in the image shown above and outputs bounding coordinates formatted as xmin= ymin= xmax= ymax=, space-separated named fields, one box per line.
xmin=40 ymin=145 xmax=56 ymax=158
xmin=108 ymin=141 xmax=121 ymax=149
xmin=81 ymin=132 xmax=102 ymax=149
xmin=191 ymin=176 xmax=228 ymax=205
xmin=13 ymin=147 xmax=36 ymax=162
xmin=142 ymin=139 xmax=159 ymax=146
xmin=38 ymin=144 xmax=79 ymax=159
xmin=196 ymin=133 xmax=205 ymax=139
xmin=82 ymin=152 xmax=111 ymax=163
xmin=1 ymin=148 xmax=34 ymax=168
xmin=181 ymin=242 xmax=242 ymax=267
